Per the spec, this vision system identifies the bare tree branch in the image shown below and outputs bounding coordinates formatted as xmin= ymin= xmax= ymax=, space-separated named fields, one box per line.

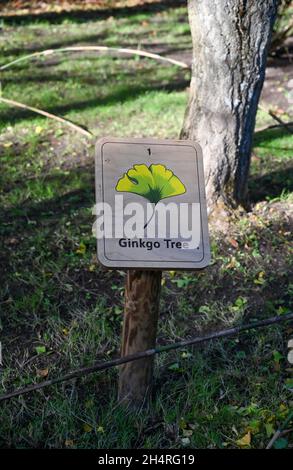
xmin=0 ymin=96 xmax=94 ymax=138
xmin=0 ymin=313 xmax=292 ymax=403
xmin=259 ymin=104 xmax=293 ymax=135
xmin=0 ymin=46 xmax=189 ymax=71
xmin=266 ymin=411 xmax=293 ymax=449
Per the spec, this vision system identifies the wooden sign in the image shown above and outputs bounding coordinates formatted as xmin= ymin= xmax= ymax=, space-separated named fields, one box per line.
xmin=95 ymin=138 xmax=210 ymax=270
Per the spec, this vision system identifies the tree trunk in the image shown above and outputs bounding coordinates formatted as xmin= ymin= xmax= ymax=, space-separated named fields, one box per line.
xmin=181 ymin=0 xmax=278 ymax=210
xmin=118 ymin=270 xmax=162 ymax=408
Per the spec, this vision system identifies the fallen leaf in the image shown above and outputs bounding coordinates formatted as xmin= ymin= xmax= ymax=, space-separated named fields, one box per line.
xmin=35 ymin=126 xmax=43 ymax=134
xmin=226 ymin=257 xmax=237 ymax=269
xmin=279 ymin=403 xmax=287 ymax=412
xmin=76 ymin=242 xmax=86 ymax=255
xmin=37 ymin=368 xmax=49 ymax=378
xmin=65 ymin=439 xmax=74 ymax=447
xmin=83 ymin=423 xmax=92 ymax=433
xmin=254 ymin=271 xmax=265 ymax=285
xmin=229 ymin=238 xmax=239 ymax=248
xmin=236 ymin=431 xmax=251 ymax=447
xmin=181 ymin=437 xmax=190 ymax=446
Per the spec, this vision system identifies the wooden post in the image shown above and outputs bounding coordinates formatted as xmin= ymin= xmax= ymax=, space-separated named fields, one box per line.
xmin=118 ymin=269 xmax=162 ymax=407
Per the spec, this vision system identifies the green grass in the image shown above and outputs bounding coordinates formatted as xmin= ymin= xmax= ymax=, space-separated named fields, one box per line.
xmin=250 ymin=127 xmax=293 ymax=203
xmin=0 ymin=4 xmax=293 ymax=449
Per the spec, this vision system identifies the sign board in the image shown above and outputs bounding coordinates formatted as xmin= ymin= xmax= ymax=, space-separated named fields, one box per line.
xmin=94 ymin=138 xmax=210 ymax=270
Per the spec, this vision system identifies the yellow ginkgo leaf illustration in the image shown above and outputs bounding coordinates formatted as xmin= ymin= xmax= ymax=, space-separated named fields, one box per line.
xmin=236 ymin=431 xmax=251 ymax=448
xmin=115 ymin=163 xmax=186 ymax=204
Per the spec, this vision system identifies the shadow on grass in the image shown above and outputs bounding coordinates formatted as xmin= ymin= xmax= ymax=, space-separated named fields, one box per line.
xmin=0 ymin=162 xmax=123 ymax=336
xmin=0 ymin=76 xmax=189 ymax=127
xmin=0 ymin=166 xmax=95 ymax=226
xmin=0 ymin=29 xmax=191 ymax=59
xmin=249 ymin=163 xmax=293 ymax=202
xmin=1 ymin=0 xmax=186 ymax=25
xmin=2 ymin=46 xmax=190 ymax=83
xmin=267 ymin=44 xmax=293 ymax=68
xmin=250 ymin=126 xmax=293 ymax=201
xmin=0 ymin=32 xmax=111 ymax=58
xmin=253 ymin=125 xmax=293 ymax=147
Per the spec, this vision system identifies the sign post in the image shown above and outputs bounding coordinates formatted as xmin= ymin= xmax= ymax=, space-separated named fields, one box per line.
xmin=118 ymin=270 xmax=162 ymax=406
xmin=95 ymin=138 xmax=210 ymax=407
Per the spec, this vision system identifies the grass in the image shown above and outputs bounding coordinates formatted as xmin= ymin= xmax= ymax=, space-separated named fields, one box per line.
xmin=0 ymin=4 xmax=293 ymax=449
xmin=250 ymin=127 xmax=293 ymax=203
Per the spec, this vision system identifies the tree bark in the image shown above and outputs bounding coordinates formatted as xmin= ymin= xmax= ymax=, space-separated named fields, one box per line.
xmin=181 ymin=0 xmax=278 ymax=210
xmin=118 ymin=270 xmax=162 ymax=408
